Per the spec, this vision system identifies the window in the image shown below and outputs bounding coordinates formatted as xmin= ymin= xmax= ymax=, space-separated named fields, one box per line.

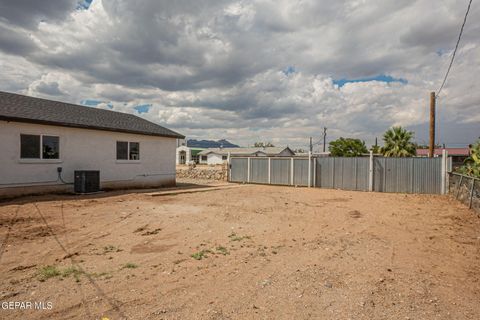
xmin=116 ymin=141 xmax=140 ymax=160
xmin=42 ymin=136 xmax=60 ymax=159
xmin=222 ymin=155 xmax=228 ymax=160
xmin=116 ymin=141 xmax=128 ymax=160
xmin=129 ymin=142 xmax=140 ymax=160
xmin=20 ymin=134 xmax=40 ymax=158
xmin=201 ymin=155 xmax=207 ymax=161
xmin=20 ymin=134 xmax=59 ymax=159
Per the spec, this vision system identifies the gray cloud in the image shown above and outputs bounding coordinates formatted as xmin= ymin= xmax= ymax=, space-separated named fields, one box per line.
xmin=0 ymin=0 xmax=78 ymax=29
xmin=0 ymin=0 xmax=478 ymax=148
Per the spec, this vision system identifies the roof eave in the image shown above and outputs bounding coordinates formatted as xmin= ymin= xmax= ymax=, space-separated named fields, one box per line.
xmin=0 ymin=116 xmax=185 ymax=139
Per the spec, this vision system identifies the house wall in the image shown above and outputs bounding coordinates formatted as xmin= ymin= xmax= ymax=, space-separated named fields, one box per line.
xmin=207 ymin=153 xmax=226 ymax=165
xmin=0 ymin=121 xmax=177 ymax=198
xmin=176 ymin=146 xmax=191 ymax=165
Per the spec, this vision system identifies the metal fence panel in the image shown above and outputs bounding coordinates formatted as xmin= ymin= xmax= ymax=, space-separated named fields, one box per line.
xmin=293 ymin=159 xmax=308 ymax=186
xmin=356 ymin=157 xmax=370 ymax=191
xmin=316 ymin=157 xmax=334 ymax=188
xmin=230 ymin=156 xmax=445 ymax=194
xmin=250 ymin=158 xmax=269 ymax=183
xmin=412 ymin=157 xmax=442 ymax=194
xmin=316 ymin=157 xmax=369 ymax=191
xmin=374 ymin=157 xmax=442 ymax=194
xmin=230 ymin=158 xmax=248 ymax=182
xmin=271 ymin=158 xmax=291 ymax=185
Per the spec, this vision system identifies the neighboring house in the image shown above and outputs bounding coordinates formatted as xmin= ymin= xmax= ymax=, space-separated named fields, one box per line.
xmin=176 ymin=146 xmax=205 ymax=164
xmin=0 ymin=91 xmax=184 ymax=198
xmin=198 ymin=147 xmax=295 ymax=165
xmin=416 ymin=147 xmax=470 ymax=168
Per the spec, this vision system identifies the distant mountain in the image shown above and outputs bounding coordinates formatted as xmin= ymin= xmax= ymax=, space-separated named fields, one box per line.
xmin=186 ymin=139 xmax=240 ymax=148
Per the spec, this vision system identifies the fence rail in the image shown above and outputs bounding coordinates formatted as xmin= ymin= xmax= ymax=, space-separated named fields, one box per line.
xmin=229 ymin=153 xmax=450 ymax=195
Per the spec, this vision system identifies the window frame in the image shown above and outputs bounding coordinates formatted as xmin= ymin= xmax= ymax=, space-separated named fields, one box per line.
xmin=116 ymin=141 xmax=141 ymax=162
xmin=20 ymin=134 xmax=60 ymax=161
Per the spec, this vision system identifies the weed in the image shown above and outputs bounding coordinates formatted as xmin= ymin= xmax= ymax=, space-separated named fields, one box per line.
xmin=38 ymin=266 xmax=61 ymax=281
xmin=216 ymin=246 xmax=229 ymax=255
xmin=122 ymin=263 xmax=138 ymax=269
xmin=103 ymin=245 xmax=122 ymax=254
xmin=228 ymin=232 xmax=251 ymax=242
xmin=191 ymin=250 xmax=212 ymax=260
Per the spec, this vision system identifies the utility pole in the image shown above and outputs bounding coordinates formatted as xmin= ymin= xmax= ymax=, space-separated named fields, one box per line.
xmin=429 ymin=92 xmax=436 ymax=158
xmin=322 ymin=127 xmax=327 ymax=152
xmin=309 ymin=137 xmax=313 ymax=153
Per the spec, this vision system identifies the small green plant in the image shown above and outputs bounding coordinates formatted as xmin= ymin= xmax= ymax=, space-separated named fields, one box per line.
xmin=191 ymin=250 xmax=211 ymax=260
xmin=38 ymin=266 xmax=61 ymax=281
xmin=228 ymin=232 xmax=251 ymax=242
xmin=103 ymin=245 xmax=122 ymax=254
xmin=61 ymin=266 xmax=84 ymax=282
xmin=122 ymin=263 xmax=138 ymax=269
xmin=457 ymin=140 xmax=480 ymax=178
xmin=216 ymin=246 xmax=229 ymax=255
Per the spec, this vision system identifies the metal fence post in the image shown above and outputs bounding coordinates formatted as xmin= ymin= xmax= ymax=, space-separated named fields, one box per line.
xmin=308 ymin=151 xmax=312 ymax=188
xmin=368 ymin=151 xmax=374 ymax=192
xmin=468 ymin=177 xmax=475 ymax=209
xmin=313 ymin=157 xmax=316 ymax=187
xmin=268 ymin=157 xmax=271 ymax=184
xmin=227 ymin=152 xmax=231 ymax=182
xmin=247 ymin=157 xmax=251 ymax=183
xmin=290 ymin=157 xmax=294 ymax=186
xmin=455 ymin=175 xmax=463 ymax=199
xmin=441 ymin=149 xmax=447 ymax=194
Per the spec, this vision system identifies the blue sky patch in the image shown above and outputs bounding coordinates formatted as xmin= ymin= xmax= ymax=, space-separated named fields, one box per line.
xmin=333 ymin=74 xmax=407 ymax=87
xmin=77 ymin=0 xmax=93 ymax=10
xmin=80 ymin=99 xmax=102 ymax=106
xmin=134 ymin=104 xmax=152 ymax=114
xmin=283 ymin=66 xmax=296 ymax=75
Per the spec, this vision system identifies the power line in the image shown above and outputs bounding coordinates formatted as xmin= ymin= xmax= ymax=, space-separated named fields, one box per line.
xmin=436 ymin=0 xmax=473 ymax=97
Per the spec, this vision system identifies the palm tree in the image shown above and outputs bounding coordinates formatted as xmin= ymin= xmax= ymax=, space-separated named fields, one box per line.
xmin=381 ymin=126 xmax=416 ymax=157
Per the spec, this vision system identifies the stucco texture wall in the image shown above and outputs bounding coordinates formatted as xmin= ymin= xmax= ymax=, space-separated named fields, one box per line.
xmin=0 ymin=121 xmax=177 ymax=197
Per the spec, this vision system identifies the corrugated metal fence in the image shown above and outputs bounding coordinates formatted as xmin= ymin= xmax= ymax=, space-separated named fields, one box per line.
xmin=230 ymin=156 xmax=450 ymax=194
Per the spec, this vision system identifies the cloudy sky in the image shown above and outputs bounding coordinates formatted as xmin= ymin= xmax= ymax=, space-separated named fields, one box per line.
xmin=0 ymin=0 xmax=478 ymax=149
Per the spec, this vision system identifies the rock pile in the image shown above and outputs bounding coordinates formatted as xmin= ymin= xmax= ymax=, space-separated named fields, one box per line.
xmin=176 ymin=166 xmax=228 ymax=181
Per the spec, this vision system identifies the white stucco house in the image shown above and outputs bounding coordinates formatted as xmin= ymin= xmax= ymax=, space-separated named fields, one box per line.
xmin=198 ymin=147 xmax=296 ymax=165
xmin=175 ymin=145 xmax=206 ymax=164
xmin=0 ymin=91 xmax=184 ymax=198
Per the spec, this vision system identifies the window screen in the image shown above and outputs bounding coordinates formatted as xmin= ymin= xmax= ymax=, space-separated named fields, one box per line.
xmin=129 ymin=142 xmax=140 ymax=160
xmin=20 ymin=134 xmax=40 ymax=159
xmin=116 ymin=141 xmax=128 ymax=160
xmin=42 ymin=135 xmax=60 ymax=159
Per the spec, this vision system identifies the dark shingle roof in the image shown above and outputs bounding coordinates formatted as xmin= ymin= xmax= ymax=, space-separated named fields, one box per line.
xmin=0 ymin=91 xmax=184 ymax=139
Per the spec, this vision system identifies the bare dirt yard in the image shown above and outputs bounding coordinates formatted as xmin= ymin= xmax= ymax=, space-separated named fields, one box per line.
xmin=0 ymin=183 xmax=479 ymax=320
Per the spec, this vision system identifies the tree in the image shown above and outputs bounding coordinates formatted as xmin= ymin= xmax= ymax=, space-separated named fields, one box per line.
xmin=381 ymin=126 xmax=416 ymax=157
xmin=457 ymin=139 xmax=480 ymax=178
xmin=254 ymin=142 xmax=275 ymax=147
xmin=329 ymin=138 xmax=368 ymax=157
xmin=371 ymin=145 xmax=381 ymax=154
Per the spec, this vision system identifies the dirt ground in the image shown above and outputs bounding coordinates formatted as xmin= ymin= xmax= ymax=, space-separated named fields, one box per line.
xmin=0 ymin=182 xmax=479 ymax=320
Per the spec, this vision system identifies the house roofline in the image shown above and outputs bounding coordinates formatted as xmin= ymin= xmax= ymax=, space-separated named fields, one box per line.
xmin=0 ymin=116 xmax=185 ymax=139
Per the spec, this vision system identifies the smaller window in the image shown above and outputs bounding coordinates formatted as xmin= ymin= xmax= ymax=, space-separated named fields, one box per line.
xmin=201 ymin=155 xmax=207 ymax=161
xmin=21 ymin=134 xmax=40 ymax=159
xmin=42 ymin=135 xmax=60 ymax=159
xmin=222 ymin=155 xmax=228 ymax=160
xmin=116 ymin=141 xmax=140 ymax=160
xmin=129 ymin=142 xmax=140 ymax=160
xmin=116 ymin=141 xmax=128 ymax=160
